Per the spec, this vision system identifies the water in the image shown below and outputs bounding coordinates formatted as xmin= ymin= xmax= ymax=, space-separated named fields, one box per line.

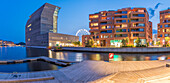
xmin=0 ymin=46 xmax=170 ymax=73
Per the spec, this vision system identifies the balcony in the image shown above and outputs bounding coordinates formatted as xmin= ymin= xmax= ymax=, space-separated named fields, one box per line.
xmin=115 ymin=34 xmax=128 ymax=37
xmin=114 ymin=15 xmax=127 ymax=18
xmin=116 ymin=20 xmax=126 ymax=23
xmin=131 ymin=23 xmax=145 ymax=27
xmin=131 ymin=19 xmax=144 ymax=22
xmin=116 ymin=29 xmax=126 ymax=32
xmin=100 ymin=21 xmax=112 ymax=25
xmin=100 ymin=30 xmax=112 ymax=34
xmin=132 ymin=14 xmax=145 ymax=17
xmin=115 ymin=11 xmax=127 ymax=14
xmin=163 ymin=20 xmax=170 ymax=23
xmin=131 ymin=28 xmax=144 ymax=32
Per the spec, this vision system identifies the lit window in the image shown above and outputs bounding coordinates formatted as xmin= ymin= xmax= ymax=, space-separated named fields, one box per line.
xmin=138 ymin=10 xmax=144 ymax=12
xmin=91 ymin=23 xmax=98 ymax=26
xmin=166 ymin=29 xmax=170 ymax=32
xmin=101 ymin=17 xmax=106 ymax=20
xmin=115 ymin=25 xmax=120 ymax=28
xmin=27 ymin=24 xmax=32 ymax=28
xmin=28 ymin=38 xmax=30 ymax=41
xmin=122 ymin=24 xmax=127 ymax=28
xmin=101 ymin=26 xmax=106 ymax=29
xmin=29 ymin=28 xmax=31 ymax=31
xmin=89 ymin=15 xmax=99 ymax=18
xmin=107 ymin=26 xmax=111 ymax=28
xmin=165 ymin=15 xmax=170 ymax=18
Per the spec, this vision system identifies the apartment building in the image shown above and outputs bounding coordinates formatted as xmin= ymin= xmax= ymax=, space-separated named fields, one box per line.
xmin=82 ymin=7 xmax=152 ymax=47
xmin=157 ymin=8 xmax=170 ymax=45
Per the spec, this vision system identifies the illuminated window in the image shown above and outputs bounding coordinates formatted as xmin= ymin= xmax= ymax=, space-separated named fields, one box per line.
xmin=91 ymin=23 xmax=98 ymax=26
xmin=27 ymin=24 xmax=31 ymax=28
xmin=160 ymin=16 xmax=162 ymax=19
xmin=122 ymin=24 xmax=127 ymax=28
xmin=89 ymin=15 xmax=99 ymax=18
xmin=101 ymin=26 xmax=106 ymax=29
xmin=138 ymin=10 xmax=144 ymax=12
xmin=101 ymin=17 xmax=106 ymax=20
xmin=107 ymin=26 xmax=111 ymax=28
xmin=102 ymin=13 xmax=106 ymax=16
xmin=115 ymin=25 xmax=121 ymax=28
xmin=28 ymin=38 xmax=30 ymax=41
xmin=166 ymin=29 xmax=170 ymax=32
xmin=29 ymin=28 xmax=31 ymax=31
xmin=165 ymin=15 xmax=170 ymax=18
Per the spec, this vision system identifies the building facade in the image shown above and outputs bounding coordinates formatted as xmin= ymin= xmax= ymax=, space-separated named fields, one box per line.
xmin=82 ymin=7 xmax=152 ymax=47
xmin=157 ymin=8 xmax=170 ymax=45
xmin=26 ymin=3 xmax=79 ymax=47
xmin=48 ymin=33 xmax=79 ymax=46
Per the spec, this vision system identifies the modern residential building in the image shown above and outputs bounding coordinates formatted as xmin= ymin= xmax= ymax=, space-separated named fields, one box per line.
xmin=25 ymin=3 xmax=79 ymax=47
xmin=157 ymin=8 xmax=170 ymax=45
xmin=82 ymin=7 xmax=152 ymax=47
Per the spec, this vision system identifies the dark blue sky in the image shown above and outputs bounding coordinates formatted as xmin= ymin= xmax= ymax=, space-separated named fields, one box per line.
xmin=0 ymin=0 xmax=169 ymax=43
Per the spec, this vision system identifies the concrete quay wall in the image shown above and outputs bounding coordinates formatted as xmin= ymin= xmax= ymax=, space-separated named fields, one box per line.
xmin=62 ymin=47 xmax=170 ymax=53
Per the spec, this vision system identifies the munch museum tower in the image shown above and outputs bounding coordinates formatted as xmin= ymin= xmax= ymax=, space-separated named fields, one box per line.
xmin=26 ymin=3 xmax=79 ymax=46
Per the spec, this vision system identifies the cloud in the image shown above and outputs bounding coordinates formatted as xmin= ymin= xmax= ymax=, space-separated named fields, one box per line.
xmin=154 ymin=3 xmax=161 ymax=9
xmin=148 ymin=3 xmax=162 ymax=19
xmin=148 ymin=8 xmax=155 ymax=19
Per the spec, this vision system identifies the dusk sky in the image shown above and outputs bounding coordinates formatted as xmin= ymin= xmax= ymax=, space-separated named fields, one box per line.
xmin=0 ymin=0 xmax=169 ymax=43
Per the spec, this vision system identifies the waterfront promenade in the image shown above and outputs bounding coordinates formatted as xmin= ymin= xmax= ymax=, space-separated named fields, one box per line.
xmin=62 ymin=47 xmax=170 ymax=53
xmin=0 ymin=60 xmax=170 ymax=83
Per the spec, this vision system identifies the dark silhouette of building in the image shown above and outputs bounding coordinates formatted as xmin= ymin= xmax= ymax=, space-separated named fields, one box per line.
xmin=26 ymin=3 xmax=79 ymax=46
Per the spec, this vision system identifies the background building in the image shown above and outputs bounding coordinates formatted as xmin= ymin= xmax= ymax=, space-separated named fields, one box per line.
xmin=0 ymin=40 xmax=3 ymax=46
xmin=82 ymin=7 xmax=152 ymax=47
xmin=25 ymin=3 xmax=79 ymax=47
xmin=157 ymin=8 xmax=170 ymax=45
xmin=2 ymin=41 xmax=15 ymax=46
xmin=153 ymin=34 xmax=157 ymax=45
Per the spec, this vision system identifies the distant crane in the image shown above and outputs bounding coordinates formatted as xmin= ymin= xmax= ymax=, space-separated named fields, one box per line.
xmin=76 ymin=29 xmax=90 ymax=42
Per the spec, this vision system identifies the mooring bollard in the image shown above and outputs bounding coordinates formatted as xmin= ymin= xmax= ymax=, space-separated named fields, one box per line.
xmin=166 ymin=63 xmax=170 ymax=67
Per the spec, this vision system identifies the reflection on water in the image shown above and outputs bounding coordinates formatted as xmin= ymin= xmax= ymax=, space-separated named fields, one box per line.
xmin=0 ymin=47 xmax=170 ymax=73
xmin=48 ymin=50 xmax=170 ymax=61
xmin=48 ymin=50 xmax=109 ymax=61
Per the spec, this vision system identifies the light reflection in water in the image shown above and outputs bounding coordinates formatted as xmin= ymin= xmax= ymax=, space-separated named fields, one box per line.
xmin=75 ymin=53 xmax=83 ymax=61
xmin=48 ymin=50 xmax=170 ymax=61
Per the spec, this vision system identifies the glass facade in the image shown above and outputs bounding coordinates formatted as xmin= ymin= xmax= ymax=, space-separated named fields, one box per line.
xmin=53 ymin=7 xmax=60 ymax=33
